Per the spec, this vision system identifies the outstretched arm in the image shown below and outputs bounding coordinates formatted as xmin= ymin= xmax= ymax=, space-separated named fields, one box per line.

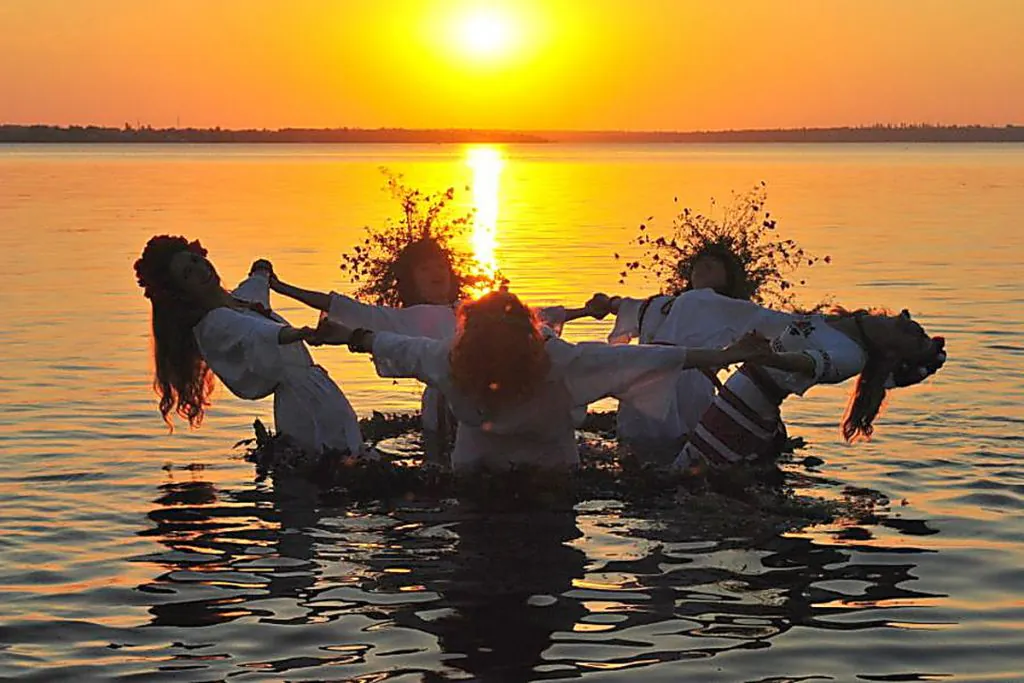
xmin=558 ymin=306 xmax=592 ymax=324
xmin=538 ymin=294 xmax=614 ymax=331
xmin=272 ymin=279 xmax=332 ymax=313
xmin=567 ymin=294 xmax=615 ymax=322
xmin=683 ymin=337 xmax=770 ymax=369
xmin=277 ymin=325 xmax=317 ymax=345
xmin=752 ymin=351 xmax=817 ymax=376
xmin=246 ymin=259 xmax=332 ymax=312
xmin=560 ymin=331 xmax=773 ymax=406
xmin=308 ymin=319 xmax=448 ymax=386
xmin=603 ymin=295 xmax=647 ymax=344
xmin=231 ymin=261 xmax=274 ymax=308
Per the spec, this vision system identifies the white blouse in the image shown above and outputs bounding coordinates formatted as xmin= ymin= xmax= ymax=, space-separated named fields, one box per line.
xmin=675 ymin=315 xmax=867 ymax=469
xmin=609 ymin=288 xmax=794 ymax=446
xmin=193 ymin=273 xmax=363 ymax=454
xmin=327 ymin=293 xmax=569 ymax=431
xmin=367 ymin=331 xmax=692 ymax=471
xmin=763 ymin=315 xmax=867 ymax=395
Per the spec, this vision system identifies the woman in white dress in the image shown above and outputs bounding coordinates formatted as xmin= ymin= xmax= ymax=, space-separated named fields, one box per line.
xmin=580 ymin=245 xmax=795 ymax=460
xmin=308 ymin=290 xmax=775 ymax=473
xmin=674 ymin=309 xmax=946 ymax=473
xmin=264 ymin=238 xmax=595 ymax=460
xmin=133 ymin=235 xmax=363 ymax=455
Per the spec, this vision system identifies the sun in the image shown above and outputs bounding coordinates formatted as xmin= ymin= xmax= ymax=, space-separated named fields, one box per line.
xmin=457 ymin=9 xmax=515 ymax=59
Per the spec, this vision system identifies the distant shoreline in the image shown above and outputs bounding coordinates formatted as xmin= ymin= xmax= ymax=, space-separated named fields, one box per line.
xmin=2 ymin=124 xmax=1023 ymax=144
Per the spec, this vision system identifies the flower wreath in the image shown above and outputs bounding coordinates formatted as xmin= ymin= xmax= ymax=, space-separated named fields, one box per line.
xmin=617 ymin=182 xmax=830 ymax=308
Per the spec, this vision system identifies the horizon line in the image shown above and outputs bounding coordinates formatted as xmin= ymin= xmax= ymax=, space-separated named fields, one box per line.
xmin=3 ymin=122 xmax=1023 ymax=135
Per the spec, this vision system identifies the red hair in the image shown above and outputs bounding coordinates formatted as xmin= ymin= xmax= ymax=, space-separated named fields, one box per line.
xmin=449 ymin=291 xmax=551 ymax=410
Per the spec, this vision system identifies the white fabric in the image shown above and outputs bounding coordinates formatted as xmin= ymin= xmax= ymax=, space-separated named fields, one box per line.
xmin=672 ymin=315 xmax=867 ymax=469
xmin=327 ymin=293 xmax=569 ymax=431
xmin=328 ymin=293 xmax=457 ymax=340
xmin=763 ymin=315 xmax=867 ymax=396
xmin=328 ymin=294 xmax=456 ymax=431
xmin=609 ymin=289 xmax=794 ymax=444
xmin=194 ymin=273 xmax=362 ymax=453
xmin=368 ymin=331 xmax=690 ymax=471
xmin=608 ymin=295 xmax=675 ymax=345
xmin=327 ymin=293 xmax=568 ymax=340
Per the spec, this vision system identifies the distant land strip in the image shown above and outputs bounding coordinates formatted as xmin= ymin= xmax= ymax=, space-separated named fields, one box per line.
xmin=2 ymin=124 xmax=1023 ymax=144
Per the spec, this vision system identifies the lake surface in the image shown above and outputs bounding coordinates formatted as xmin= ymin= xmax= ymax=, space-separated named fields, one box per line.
xmin=1 ymin=143 xmax=1022 ymax=681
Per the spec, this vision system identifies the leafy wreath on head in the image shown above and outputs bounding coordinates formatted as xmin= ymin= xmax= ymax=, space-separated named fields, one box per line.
xmin=617 ymin=182 xmax=830 ymax=308
xmin=340 ymin=171 xmax=505 ymax=307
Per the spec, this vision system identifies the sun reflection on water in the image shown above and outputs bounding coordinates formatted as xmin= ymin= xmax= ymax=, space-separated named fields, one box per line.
xmin=465 ymin=145 xmax=503 ymax=296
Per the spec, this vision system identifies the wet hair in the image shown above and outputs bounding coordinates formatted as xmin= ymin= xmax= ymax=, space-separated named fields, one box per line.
xmin=679 ymin=241 xmax=752 ymax=300
xmin=842 ymin=348 xmax=898 ymax=442
xmin=449 ymin=291 xmax=551 ymax=411
xmin=832 ymin=308 xmax=945 ymax=442
xmin=390 ymin=238 xmax=461 ymax=307
xmin=133 ymin=235 xmax=215 ymax=428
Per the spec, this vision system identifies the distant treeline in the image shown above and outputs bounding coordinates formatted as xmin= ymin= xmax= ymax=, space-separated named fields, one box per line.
xmin=0 ymin=125 xmax=548 ymax=144
xmin=2 ymin=123 xmax=1023 ymax=144
xmin=546 ymin=124 xmax=1024 ymax=144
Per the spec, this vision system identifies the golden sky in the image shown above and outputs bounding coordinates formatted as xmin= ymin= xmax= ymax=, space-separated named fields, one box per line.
xmin=2 ymin=0 xmax=1022 ymax=131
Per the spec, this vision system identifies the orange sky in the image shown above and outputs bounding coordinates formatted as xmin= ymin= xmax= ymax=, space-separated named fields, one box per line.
xmin=1 ymin=0 xmax=1022 ymax=131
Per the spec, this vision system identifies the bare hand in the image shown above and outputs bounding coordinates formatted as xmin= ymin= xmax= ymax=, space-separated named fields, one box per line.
xmin=250 ymin=259 xmax=277 ymax=284
xmin=309 ymin=317 xmax=352 ymax=346
xmin=585 ymin=293 xmax=612 ymax=319
xmin=279 ymin=325 xmax=316 ymax=345
xmin=725 ymin=330 xmax=773 ymax=363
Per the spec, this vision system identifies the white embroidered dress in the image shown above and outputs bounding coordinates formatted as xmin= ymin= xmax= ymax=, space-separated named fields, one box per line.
xmin=193 ymin=273 xmax=363 ymax=454
xmin=675 ymin=315 xmax=867 ymax=470
xmin=609 ymin=289 xmax=794 ymax=450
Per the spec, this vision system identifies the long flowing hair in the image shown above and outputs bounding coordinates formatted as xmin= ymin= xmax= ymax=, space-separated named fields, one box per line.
xmin=134 ymin=235 xmax=215 ymax=428
xmin=449 ymin=291 xmax=551 ymax=411
xmin=831 ymin=307 xmax=900 ymax=443
xmin=842 ymin=350 xmax=899 ymax=443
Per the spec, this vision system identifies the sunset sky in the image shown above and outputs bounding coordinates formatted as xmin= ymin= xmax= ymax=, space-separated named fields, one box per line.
xmin=2 ymin=0 xmax=1022 ymax=131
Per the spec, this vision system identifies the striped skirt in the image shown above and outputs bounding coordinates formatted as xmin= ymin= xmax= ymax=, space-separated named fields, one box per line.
xmin=676 ymin=364 xmax=788 ymax=471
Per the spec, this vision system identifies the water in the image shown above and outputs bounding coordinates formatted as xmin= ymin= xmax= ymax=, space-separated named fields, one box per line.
xmin=1 ymin=143 xmax=1022 ymax=681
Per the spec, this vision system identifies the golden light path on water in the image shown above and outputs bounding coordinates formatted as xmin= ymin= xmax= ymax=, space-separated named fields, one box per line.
xmin=465 ymin=145 xmax=503 ymax=293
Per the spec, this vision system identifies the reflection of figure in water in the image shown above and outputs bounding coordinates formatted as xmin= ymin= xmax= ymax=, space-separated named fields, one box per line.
xmin=438 ymin=513 xmax=586 ymax=679
xmin=138 ymin=474 xmax=945 ymax=678
xmin=552 ymin=509 xmax=944 ymax=671
xmin=139 ymin=476 xmax=324 ymax=629
xmin=141 ymin=478 xmax=586 ymax=678
xmin=398 ymin=512 xmax=588 ymax=681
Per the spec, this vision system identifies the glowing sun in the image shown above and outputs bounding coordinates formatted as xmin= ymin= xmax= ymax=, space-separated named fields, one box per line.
xmin=456 ymin=9 xmax=516 ymax=59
